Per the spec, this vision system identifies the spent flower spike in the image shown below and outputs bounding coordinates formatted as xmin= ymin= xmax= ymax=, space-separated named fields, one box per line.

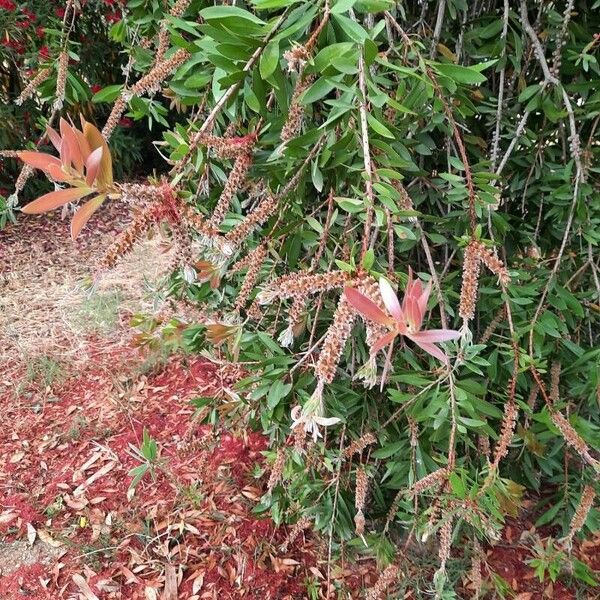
xmin=290 ymin=381 xmax=340 ymax=443
xmin=344 ymin=268 xmax=460 ymax=364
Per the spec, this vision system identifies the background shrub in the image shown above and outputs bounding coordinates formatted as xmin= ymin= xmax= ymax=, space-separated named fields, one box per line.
xmin=3 ymin=0 xmax=599 ymax=596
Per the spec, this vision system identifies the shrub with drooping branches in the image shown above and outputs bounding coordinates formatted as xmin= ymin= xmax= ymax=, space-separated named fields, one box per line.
xmin=5 ymin=0 xmax=600 ymax=596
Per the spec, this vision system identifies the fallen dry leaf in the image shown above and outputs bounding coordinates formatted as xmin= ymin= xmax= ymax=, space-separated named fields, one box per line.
xmin=38 ymin=529 xmax=64 ymax=547
xmin=26 ymin=522 xmax=37 ymax=545
xmin=72 ymin=573 xmax=100 ymax=600
xmin=162 ymin=564 xmax=178 ymax=600
xmin=10 ymin=451 xmax=25 ymax=463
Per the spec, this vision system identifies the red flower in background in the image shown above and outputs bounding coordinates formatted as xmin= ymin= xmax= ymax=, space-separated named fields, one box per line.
xmin=17 ymin=19 xmax=31 ymax=29
xmin=39 ymin=46 xmax=50 ymax=59
xmin=118 ymin=117 xmax=133 ymax=128
xmin=36 ymin=26 xmax=45 ymax=38
xmin=0 ymin=0 xmax=16 ymax=10
xmin=3 ymin=38 xmax=25 ymax=53
xmin=91 ymin=84 xmax=102 ymax=94
xmin=106 ymin=10 xmax=121 ymax=23
xmin=55 ymin=7 xmax=65 ymax=18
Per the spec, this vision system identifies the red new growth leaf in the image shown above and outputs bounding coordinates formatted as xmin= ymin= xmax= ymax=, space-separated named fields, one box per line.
xmin=345 ymin=269 xmax=461 ymax=364
xmin=83 ymin=121 xmax=112 ymax=188
xmin=21 ymin=187 xmax=91 ymax=214
xmin=71 ymin=194 xmax=105 ymax=239
xmin=46 ymin=126 xmax=62 ymax=152
xmin=344 ymin=287 xmax=393 ymax=326
xmin=60 ymin=118 xmax=84 ymax=172
xmin=17 ymin=151 xmax=62 ymax=174
xmin=16 ymin=115 xmax=115 ymax=238
xmin=85 ymin=147 xmax=103 ymax=187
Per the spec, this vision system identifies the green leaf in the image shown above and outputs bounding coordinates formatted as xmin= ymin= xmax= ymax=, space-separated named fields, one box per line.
xmin=362 ymin=248 xmax=375 ymax=270
xmin=251 ymin=0 xmax=300 ymax=7
xmin=312 ymin=43 xmax=355 ymax=72
xmin=200 ymin=6 xmax=265 ymax=25
xmin=367 ymin=113 xmax=395 ymax=139
xmin=301 ymin=78 xmax=336 ymax=104
xmin=259 ymin=40 xmax=279 ymax=80
xmin=449 ymin=472 xmax=466 ymax=499
xmin=311 ymin=160 xmax=323 ymax=192
xmin=128 ymin=464 xmax=149 ymax=489
xmin=372 ymin=441 xmax=404 ymax=459
xmin=355 ymin=0 xmax=394 ymax=11
xmin=335 ymin=196 xmax=364 ymax=213
xmin=331 ymin=0 xmax=356 ymax=13
xmin=332 ymin=14 xmax=369 ymax=43
xmin=267 ymin=380 xmax=292 ymax=409
xmin=364 ymin=38 xmax=378 ymax=67
xmin=432 ymin=63 xmax=487 ymax=85
xmin=92 ymin=84 xmax=123 ymax=104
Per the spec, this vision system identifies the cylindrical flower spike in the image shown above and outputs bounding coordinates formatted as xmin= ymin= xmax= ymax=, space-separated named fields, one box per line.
xmin=210 ymin=152 xmax=253 ymax=227
xmin=16 ymin=68 xmax=52 ymax=105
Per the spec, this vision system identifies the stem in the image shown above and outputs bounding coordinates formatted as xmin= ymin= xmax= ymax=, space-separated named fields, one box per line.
xmin=354 ymin=21 xmax=375 ymax=261
xmin=429 ymin=0 xmax=446 ymax=59
xmin=490 ymin=0 xmax=510 ymax=172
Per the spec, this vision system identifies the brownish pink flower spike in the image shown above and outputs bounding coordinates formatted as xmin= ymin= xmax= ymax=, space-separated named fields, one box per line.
xmin=460 ymin=240 xmax=510 ymax=323
xmin=281 ymin=75 xmax=314 ymax=142
xmin=210 ymin=151 xmax=253 ymax=226
xmin=459 ymin=241 xmax=482 ymax=322
xmin=365 ymin=564 xmax=401 ymax=600
xmin=199 ymin=132 xmax=257 ymax=160
xmin=562 ymin=485 xmax=596 ymax=549
xmin=234 ymin=244 xmax=267 ymax=311
xmin=315 ymin=294 xmax=356 ymax=385
xmin=16 ymin=67 xmax=52 ymax=105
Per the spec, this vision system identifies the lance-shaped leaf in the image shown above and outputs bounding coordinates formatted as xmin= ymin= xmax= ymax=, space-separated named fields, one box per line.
xmin=409 ymin=329 xmax=462 ymax=343
xmin=46 ymin=162 xmax=71 ymax=182
xmin=46 ymin=126 xmax=62 ymax=152
xmin=60 ymin=118 xmax=84 ymax=173
xmin=371 ymin=331 xmax=398 ymax=353
xmin=21 ymin=187 xmax=91 ymax=214
xmin=17 ymin=151 xmax=63 ymax=174
xmin=85 ymin=147 xmax=103 ymax=187
xmin=70 ymin=194 xmax=105 ymax=239
xmin=379 ymin=277 xmax=404 ymax=321
xmin=74 ymin=127 xmax=92 ymax=163
xmin=344 ymin=287 xmax=394 ymax=326
xmin=83 ymin=121 xmax=113 ymax=189
xmin=406 ymin=337 xmax=449 ymax=364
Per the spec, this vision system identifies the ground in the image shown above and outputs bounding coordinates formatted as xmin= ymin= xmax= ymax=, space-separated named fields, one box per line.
xmin=1 ymin=208 xmax=598 ymax=599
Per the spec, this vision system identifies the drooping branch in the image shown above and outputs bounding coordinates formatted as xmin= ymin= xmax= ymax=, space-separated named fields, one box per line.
xmin=171 ymin=6 xmax=293 ymax=175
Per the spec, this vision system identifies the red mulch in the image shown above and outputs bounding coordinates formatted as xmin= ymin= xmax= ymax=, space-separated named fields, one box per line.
xmin=0 ymin=345 xmax=374 ymax=599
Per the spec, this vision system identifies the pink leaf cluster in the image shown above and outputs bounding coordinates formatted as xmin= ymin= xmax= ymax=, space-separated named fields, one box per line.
xmin=345 ymin=268 xmax=460 ymax=364
xmin=17 ymin=117 xmax=113 ymax=239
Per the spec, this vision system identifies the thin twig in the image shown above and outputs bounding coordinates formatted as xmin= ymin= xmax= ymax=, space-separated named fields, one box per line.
xmin=352 ymin=9 xmax=376 ymax=261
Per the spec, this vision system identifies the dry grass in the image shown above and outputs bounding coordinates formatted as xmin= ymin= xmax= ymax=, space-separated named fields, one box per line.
xmin=0 ymin=203 xmax=175 ymax=385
